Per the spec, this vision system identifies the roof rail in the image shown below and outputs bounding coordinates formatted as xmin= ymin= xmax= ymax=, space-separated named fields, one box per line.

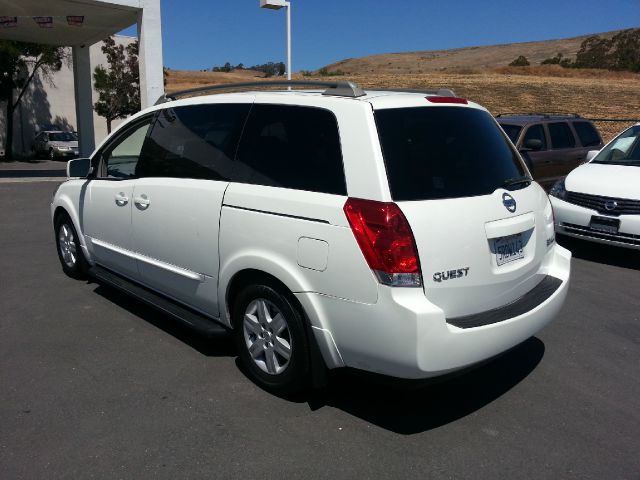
xmin=368 ymin=88 xmax=457 ymax=97
xmin=156 ymin=80 xmax=366 ymax=105
xmin=496 ymin=112 xmax=581 ymax=119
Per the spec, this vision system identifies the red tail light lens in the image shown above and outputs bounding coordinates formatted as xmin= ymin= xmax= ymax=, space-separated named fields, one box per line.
xmin=426 ymin=96 xmax=468 ymax=104
xmin=344 ymin=198 xmax=422 ymax=287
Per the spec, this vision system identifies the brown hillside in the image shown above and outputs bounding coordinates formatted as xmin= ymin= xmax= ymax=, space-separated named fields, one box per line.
xmin=322 ymin=30 xmax=625 ymax=74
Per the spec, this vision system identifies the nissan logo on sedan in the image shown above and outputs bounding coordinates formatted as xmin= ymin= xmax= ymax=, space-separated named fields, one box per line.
xmin=502 ymin=192 xmax=517 ymax=213
xmin=604 ymin=200 xmax=618 ymax=211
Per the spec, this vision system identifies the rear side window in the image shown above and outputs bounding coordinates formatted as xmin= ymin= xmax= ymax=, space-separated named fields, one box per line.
xmin=548 ymin=122 xmax=576 ymax=149
xmin=375 ymin=107 xmax=526 ymax=201
xmin=573 ymin=121 xmax=601 ymax=147
xmin=137 ymin=104 xmax=251 ymax=180
xmin=234 ymin=104 xmax=346 ymax=195
xmin=499 ymin=124 xmax=522 ymax=144
xmin=523 ymin=124 xmax=547 ymax=150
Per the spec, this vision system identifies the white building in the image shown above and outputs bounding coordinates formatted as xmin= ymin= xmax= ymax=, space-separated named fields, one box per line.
xmin=0 ymin=0 xmax=164 ymax=158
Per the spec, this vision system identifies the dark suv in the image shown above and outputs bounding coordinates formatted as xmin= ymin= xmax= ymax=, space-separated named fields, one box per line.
xmin=497 ymin=114 xmax=603 ymax=189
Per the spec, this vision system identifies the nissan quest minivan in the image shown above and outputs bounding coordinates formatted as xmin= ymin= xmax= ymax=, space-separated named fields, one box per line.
xmin=52 ymin=81 xmax=571 ymax=393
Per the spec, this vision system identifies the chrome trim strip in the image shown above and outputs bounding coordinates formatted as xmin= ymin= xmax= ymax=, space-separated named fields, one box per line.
xmin=89 ymin=237 xmax=205 ymax=281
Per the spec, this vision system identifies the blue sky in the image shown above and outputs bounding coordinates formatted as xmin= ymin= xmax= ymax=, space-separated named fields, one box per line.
xmin=122 ymin=0 xmax=639 ymax=71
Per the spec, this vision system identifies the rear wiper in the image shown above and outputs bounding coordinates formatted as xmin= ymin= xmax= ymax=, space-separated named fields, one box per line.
xmin=502 ymin=176 xmax=532 ymax=190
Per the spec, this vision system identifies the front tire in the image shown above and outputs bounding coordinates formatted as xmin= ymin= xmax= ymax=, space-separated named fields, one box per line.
xmin=233 ymin=283 xmax=311 ymax=394
xmin=55 ymin=213 xmax=88 ymax=279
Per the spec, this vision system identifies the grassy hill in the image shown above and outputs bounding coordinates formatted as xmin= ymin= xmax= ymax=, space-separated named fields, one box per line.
xmin=321 ymin=30 xmax=625 ymax=74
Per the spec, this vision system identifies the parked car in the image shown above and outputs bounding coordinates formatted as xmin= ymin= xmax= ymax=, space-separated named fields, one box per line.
xmin=549 ymin=123 xmax=640 ymax=249
xmin=51 ymin=81 xmax=570 ymax=393
xmin=33 ymin=131 xmax=79 ymax=160
xmin=497 ymin=114 xmax=604 ymax=189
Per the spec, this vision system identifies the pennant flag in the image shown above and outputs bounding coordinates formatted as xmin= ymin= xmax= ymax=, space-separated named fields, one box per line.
xmin=0 ymin=16 xmax=18 ymax=28
xmin=33 ymin=16 xmax=53 ymax=28
xmin=66 ymin=16 xmax=84 ymax=27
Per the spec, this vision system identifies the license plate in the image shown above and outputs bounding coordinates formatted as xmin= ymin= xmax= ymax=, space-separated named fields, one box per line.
xmin=589 ymin=216 xmax=619 ymax=234
xmin=494 ymin=233 xmax=525 ymax=266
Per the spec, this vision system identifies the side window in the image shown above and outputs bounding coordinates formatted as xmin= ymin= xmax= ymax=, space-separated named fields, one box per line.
xmin=234 ymin=104 xmax=346 ymax=195
xmin=573 ymin=121 xmax=601 ymax=147
xmin=523 ymin=124 xmax=547 ymax=150
xmin=100 ymin=119 xmax=152 ymax=179
xmin=136 ymin=103 xmax=251 ymax=180
xmin=548 ymin=122 xmax=576 ymax=149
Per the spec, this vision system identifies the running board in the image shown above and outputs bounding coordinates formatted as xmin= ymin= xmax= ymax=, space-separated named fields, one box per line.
xmin=89 ymin=265 xmax=229 ymax=337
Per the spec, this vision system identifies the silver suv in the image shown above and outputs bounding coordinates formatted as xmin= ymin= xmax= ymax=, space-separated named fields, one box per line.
xmin=33 ymin=131 xmax=79 ymax=160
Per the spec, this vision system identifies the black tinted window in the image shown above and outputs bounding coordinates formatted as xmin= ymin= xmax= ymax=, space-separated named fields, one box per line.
xmin=137 ymin=104 xmax=251 ymax=180
xmin=375 ymin=107 xmax=526 ymax=201
xmin=523 ymin=124 xmax=547 ymax=150
xmin=573 ymin=121 xmax=601 ymax=147
xmin=499 ymin=124 xmax=522 ymax=144
xmin=548 ymin=122 xmax=576 ymax=149
xmin=234 ymin=104 xmax=346 ymax=195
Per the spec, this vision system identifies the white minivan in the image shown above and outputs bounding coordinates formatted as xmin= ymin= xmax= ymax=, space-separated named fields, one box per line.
xmin=52 ymin=81 xmax=571 ymax=393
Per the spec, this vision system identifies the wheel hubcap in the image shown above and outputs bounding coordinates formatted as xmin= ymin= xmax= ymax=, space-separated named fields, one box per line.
xmin=58 ymin=223 xmax=77 ymax=268
xmin=243 ymin=298 xmax=292 ymax=375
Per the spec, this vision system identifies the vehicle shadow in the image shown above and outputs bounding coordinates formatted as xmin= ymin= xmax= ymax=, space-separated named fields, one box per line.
xmin=92 ymin=284 xmax=236 ymax=357
xmin=306 ymin=337 xmax=545 ymax=435
xmin=0 ymin=169 xmax=66 ymax=178
xmin=91 ymin=281 xmax=544 ymax=434
xmin=557 ymin=235 xmax=640 ymax=271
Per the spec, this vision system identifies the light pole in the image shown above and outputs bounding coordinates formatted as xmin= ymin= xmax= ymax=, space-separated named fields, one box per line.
xmin=259 ymin=0 xmax=292 ymax=80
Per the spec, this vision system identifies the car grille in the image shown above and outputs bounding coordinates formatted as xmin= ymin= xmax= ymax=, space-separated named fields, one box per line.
xmin=560 ymin=222 xmax=640 ymax=247
xmin=565 ymin=191 xmax=640 ymax=216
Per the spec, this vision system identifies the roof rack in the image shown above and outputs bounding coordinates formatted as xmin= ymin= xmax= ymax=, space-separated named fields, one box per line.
xmin=156 ymin=80 xmax=366 ymax=105
xmin=496 ymin=112 xmax=582 ymax=119
xmin=368 ymin=88 xmax=457 ymax=97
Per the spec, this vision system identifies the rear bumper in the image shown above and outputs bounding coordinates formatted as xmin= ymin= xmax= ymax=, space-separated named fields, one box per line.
xmin=296 ymin=243 xmax=570 ymax=379
xmin=550 ymin=196 xmax=640 ymax=249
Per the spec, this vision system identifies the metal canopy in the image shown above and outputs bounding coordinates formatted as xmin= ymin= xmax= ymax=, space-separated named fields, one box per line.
xmin=0 ymin=0 xmax=140 ymax=47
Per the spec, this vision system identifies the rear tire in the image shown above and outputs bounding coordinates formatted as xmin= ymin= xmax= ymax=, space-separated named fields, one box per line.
xmin=54 ymin=213 xmax=88 ymax=279
xmin=232 ymin=283 xmax=311 ymax=394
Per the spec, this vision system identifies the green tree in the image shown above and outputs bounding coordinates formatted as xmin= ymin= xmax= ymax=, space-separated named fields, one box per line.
xmin=509 ymin=55 xmax=530 ymax=67
xmin=0 ymin=41 xmax=67 ymax=160
xmin=93 ymin=36 xmax=140 ymax=134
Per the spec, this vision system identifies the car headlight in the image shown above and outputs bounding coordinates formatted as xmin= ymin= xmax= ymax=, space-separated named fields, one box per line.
xmin=549 ymin=178 xmax=567 ymax=200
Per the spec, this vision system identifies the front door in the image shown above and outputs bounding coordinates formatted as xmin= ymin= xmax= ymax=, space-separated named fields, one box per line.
xmin=82 ymin=117 xmax=153 ymax=280
xmin=130 ymin=103 xmax=252 ymax=317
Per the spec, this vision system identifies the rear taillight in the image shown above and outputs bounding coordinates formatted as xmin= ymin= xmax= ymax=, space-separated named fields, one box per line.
xmin=343 ymin=198 xmax=422 ymax=287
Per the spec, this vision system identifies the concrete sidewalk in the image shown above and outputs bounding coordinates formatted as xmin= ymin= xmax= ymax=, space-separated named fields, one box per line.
xmin=0 ymin=160 xmax=67 ymax=183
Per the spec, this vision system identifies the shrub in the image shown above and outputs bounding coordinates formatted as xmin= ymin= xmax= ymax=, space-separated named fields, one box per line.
xmin=509 ymin=55 xmax=530 ymax=67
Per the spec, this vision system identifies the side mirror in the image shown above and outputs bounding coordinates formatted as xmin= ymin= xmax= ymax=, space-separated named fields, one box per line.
xmin=585 ymin=149 xmax=599 ymax=162
xmin=522 ymin=138 xmax=543 ymax=151
xmin=67 ymin=158 xmax=92 ymax=178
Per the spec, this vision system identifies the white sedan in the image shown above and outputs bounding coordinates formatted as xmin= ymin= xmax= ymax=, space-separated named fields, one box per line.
xmin=549 ymin=123 xmax=640 ymax=249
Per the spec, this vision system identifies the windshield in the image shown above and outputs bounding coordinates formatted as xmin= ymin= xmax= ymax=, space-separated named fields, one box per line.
xmin=592 ymin=125 xmax=640 ymax=166
xmin=49 ymin=132 xmax=76 ymax=142
xmin=375 ymin=107 xmax=527 ymax=201
xmin=499 ymin=123 xmax=522 ymax=144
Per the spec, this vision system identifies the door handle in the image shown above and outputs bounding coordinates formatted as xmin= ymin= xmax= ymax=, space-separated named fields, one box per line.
xmin=134 ymin=194 xmax=150 ymax=210
xmin=114 ymin=192 xmax=129 ymax=206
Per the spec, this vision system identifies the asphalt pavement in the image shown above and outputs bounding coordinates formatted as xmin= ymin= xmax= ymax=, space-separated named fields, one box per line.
xmin=1 ymin=177 xmax=639 ymax=479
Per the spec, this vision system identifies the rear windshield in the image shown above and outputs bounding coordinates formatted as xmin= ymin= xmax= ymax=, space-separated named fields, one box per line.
xmin=499 ymin=123 xmax=522 ymax=144
xmin=375 ymin=107 xmax=526 ymax=201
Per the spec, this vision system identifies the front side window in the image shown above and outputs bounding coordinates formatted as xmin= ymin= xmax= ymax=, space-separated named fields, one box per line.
xmin=523 ymin=124 xmax=547 ymax=150
xmin=234 ymin=104 xmax=346 ymax=195
xmin=375 ymin=106 xmax=526 ymax=201
xmin=137 ymin=103 xmax=251 ymax=180
xmin=573 ymin=121 xmax=601 ymax=147
xmin=100 ymin=119 xmax=152 ymax=179
xmin=548 ymin=122 xmax=576 ymax=149
xmin=592 ymin=125 xmax=640 ymax=166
